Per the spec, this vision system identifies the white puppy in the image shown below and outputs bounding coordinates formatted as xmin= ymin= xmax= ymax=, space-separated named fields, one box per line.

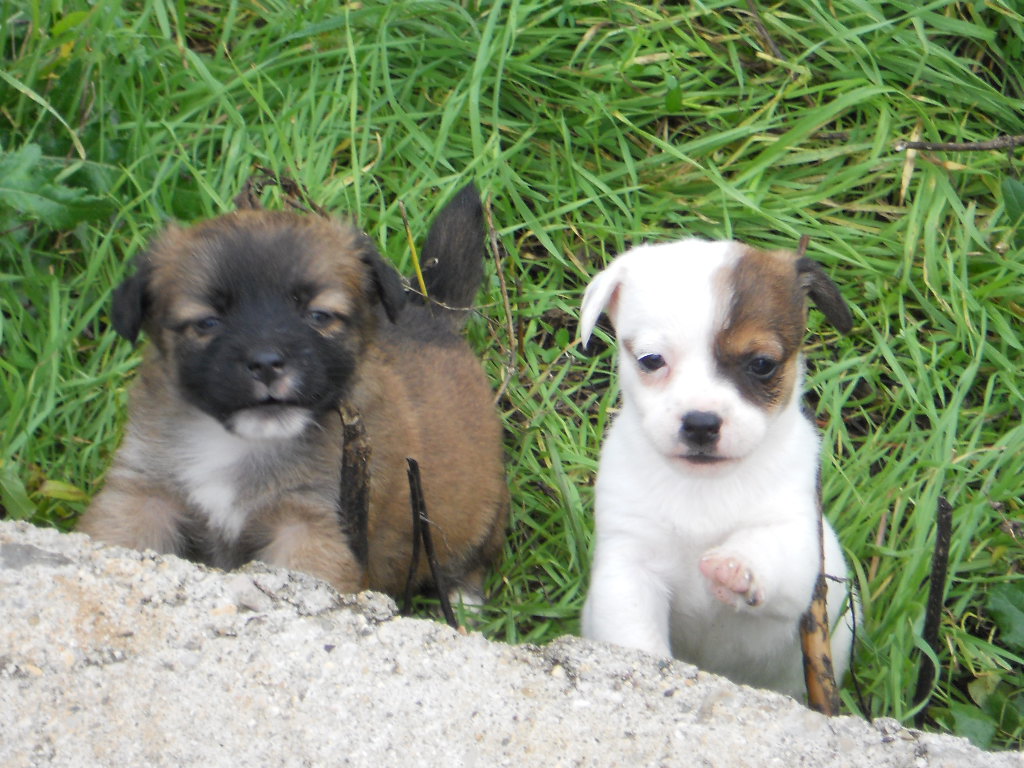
xmin=580 ymin=238 xmax=855 ymax=699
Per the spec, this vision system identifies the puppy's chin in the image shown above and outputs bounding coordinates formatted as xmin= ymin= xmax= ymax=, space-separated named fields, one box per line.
xmin=225 ymin=405 xmax=314 ymax=441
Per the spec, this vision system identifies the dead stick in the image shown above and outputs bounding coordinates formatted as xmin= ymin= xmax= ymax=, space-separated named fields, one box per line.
xmin=400 ymin=488 xmax=423 ymax=616
xmin=483 ymin=195 xmax=517 ymax=386
xmin=800 ymin=474 xmax=841 ymax=716
xmin=245 ymin=166 xmax=329 ymax=217
xmin=398 ymin=200 xmax=428 ymax=299
xmin=913 ymin=496 xmax=953 ymax=727
xmin=868 ymin=507 xmax=888 ymax=583
xmin=406 ymin=458 xmax=458 ymax=629
xmin=337 ymin=403 xmax=370 ymax=573
xmin=744 ymin=0 xmax=785 ymax=62
xmin=894 ymin=135 xmax=1024 ymax=152
xmin=233 ymin=177 xmax=264 ymax=210
xmin=744 ymin=0 xmax=812 ymax=106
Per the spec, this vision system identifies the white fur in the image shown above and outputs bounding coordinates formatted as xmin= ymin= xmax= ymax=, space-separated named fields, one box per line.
xmin=228 ymin=406 xmax=313 ymax=441
xmin=170 ymin=409 xmax=309 ymax=542
xmin=580 ymin=239 xmax=854 ymax=699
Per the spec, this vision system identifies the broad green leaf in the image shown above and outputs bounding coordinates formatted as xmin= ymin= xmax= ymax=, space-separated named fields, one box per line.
xmin=987 ymin=582 xmax=1024 ymax=650
xmin=1003 ymin=177 xmax=1024 ymax=226
xmin=0 ymin=144 xmax=113 ymax=229
xmin=949 ymin=702 xmax=997 ymax=750
xmin=37 ymin=479 xmax=89 ymax=503
xmin=0 ymin=464 xmax=36 ymax=520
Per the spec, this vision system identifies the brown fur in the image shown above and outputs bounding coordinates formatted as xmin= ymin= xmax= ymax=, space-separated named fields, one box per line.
xmin=716 ymin=246 xmax=851 ymax=410
xmin=79 ymin=204 xmax=507 ymax=598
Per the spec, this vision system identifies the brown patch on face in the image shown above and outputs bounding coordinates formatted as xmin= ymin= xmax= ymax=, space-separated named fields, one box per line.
xmin=303 ymin=288 xmax=354 ymax=336
xmin=715 ymin=246 xmax=808 ymax=410
xmin=164 ymin=298 xmax=221 ymax=348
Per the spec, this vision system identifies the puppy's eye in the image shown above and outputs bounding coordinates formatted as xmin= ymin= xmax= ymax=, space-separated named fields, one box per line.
xmin=306 ymin=309 xmax=335 ymax=329
xmin=747 ymin=356 xmax=778 ymax=380
xmin=193 ymin=316 xmax=222 ymax=335
xmin=637 ymin=353 xmax=666 ymax=373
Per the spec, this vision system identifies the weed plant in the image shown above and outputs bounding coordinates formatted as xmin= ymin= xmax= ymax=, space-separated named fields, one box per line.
xmin=1 ymin=0 xmax=1021 ymax=750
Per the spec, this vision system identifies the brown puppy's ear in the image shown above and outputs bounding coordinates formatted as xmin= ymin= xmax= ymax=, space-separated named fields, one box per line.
xmin=796 ymin=258 xmax=854 ymax=334
xmin=360 ymin=243 xmax=406 ymax=323
xmin=111 ymin=257 xmax=153 ymax=344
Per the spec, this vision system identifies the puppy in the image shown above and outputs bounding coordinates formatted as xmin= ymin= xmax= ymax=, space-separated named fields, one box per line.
xmin=79 ymin=184 xmax=508 ymax=599
xmin=579 ymin=238 xmax=855 ymax=699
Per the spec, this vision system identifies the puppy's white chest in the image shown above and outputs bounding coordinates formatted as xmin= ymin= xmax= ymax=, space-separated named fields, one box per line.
xmin=173 ymin=417 xmax=263 ymax=542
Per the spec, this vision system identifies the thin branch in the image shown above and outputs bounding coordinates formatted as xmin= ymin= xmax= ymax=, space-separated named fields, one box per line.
xmin=401 ymin=469 xmax=423 ymax=615
xmin=483 ymin=194 xmax=518 ymax=401
xmin=398 ymin=200 xmax=428 ymax=299
xmin=845 ymin=570 xmax=869 ymax=718
xmin=799 ymin=465 xmax=840 ymax=716
xmin=235 ymin=167 xmax=329 ymax=217
xmin=913 ymin=496 xmax=953 ymax=727
xmin=337 ymin=404 xmax=371 ymax=573
xmin=800 ymin=486 xmax=841 ymax=716
xmin=744 ymin=0 xmax=786 ymax=62
xmin=894 ymin=135 xmax=1024 ymax=153
xmin=867 ymin=507 xmax=888 ymax=583
xmin=405 ymin=458 xmax=459 ymax=629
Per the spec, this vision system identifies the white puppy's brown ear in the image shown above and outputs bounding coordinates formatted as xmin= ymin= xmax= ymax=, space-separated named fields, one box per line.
xmin=796 ymin=258 xmax=854 ymax=334
xmin=579 ymin=259 xmax=625 ymax=349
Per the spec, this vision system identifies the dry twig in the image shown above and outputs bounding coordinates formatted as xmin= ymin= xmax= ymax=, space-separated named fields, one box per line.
xmin=337 ymin=403 xmax=371 ymax=575
xmin=913 ymin=497 xmax=953 ymax=727
xmin=398 ymin=200 xmax=429 ymax=299
xmin=483 ymin=194 xmax=518 ymax=402
xmin=403 ymin=458 xmax=459 ymax=629
xmin=800 ymin=464 xmax=841 ymax=716
xmin=744 ymin=0 xmax=786 ymax=62
xmin=894 ymin=135 xmax=1024 ymax=153
xmin=233 ymin=167 xmax=329 ymax=216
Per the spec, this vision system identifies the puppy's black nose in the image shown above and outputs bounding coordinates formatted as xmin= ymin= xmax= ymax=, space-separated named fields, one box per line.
xmin=681 ymin=410 xmax=722 ymax=447
xmin=246 ymin=349 xmax=286 ymax=384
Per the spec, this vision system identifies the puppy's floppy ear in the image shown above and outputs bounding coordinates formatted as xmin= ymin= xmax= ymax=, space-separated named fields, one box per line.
xmin=111 ymin=256 xmax=153 ymax=344
xmin=360 ymin=243 xmax=406 ymax=323
xmin=579 ymin=259 xmax=625 ymax=350
xmin=796 ymin=258 xmax=854 ymax=334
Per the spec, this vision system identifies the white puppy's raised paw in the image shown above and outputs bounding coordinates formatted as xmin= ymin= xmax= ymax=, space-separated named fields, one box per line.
xmin=699 ymin=551 xmax=765 ymax=608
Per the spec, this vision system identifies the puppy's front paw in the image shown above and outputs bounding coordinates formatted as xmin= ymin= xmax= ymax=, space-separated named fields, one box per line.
xmin=699 ymin=551 xmax=765 ymax=608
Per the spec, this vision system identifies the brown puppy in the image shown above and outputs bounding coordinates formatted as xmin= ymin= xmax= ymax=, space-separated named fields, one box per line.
xmin=79 ymin=185 xmax=508 ymax=598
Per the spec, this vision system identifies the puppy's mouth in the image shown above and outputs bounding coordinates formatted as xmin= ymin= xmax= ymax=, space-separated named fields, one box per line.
xmin=677 ymin=452 xmax=731 ymax=466
xmin=248 ymin=397 xmax=305 ymax=411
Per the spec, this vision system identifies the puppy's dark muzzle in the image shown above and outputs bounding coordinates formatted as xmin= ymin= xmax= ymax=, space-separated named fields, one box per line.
xmin=680 ymin=410 xmax=722 ymax=449
xmin=247 ymin=348 xmax=287 ymax=386
xmin=240 ymin=346 xmax=308 ymax=405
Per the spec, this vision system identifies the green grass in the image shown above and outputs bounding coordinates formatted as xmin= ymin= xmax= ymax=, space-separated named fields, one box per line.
xmin=2 ymin=0 xmax=1022 ymax=750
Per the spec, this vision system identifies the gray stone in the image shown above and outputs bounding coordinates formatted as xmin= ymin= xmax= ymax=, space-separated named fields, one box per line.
xmin=0 ymin=520 xmax=1019 ymax=767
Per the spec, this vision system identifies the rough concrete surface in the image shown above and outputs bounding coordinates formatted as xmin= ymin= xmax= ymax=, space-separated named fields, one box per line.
xmin=1 ymin=520 xmax=1019 ymax=768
